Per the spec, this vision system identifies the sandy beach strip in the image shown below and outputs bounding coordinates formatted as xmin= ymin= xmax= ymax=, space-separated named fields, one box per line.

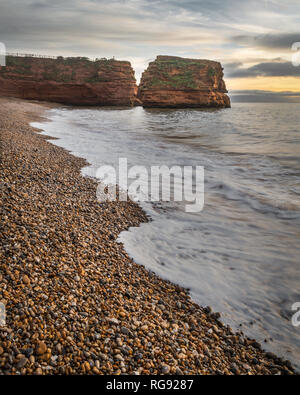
xmin=0 ymin=97 xmax=295 ymax=375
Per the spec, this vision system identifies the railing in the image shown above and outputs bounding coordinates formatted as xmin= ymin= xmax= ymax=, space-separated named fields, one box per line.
xmin=5 ymin=53 xmax=114 ymax=62
xmin=6 ymin=52 xmax=58 ymax=59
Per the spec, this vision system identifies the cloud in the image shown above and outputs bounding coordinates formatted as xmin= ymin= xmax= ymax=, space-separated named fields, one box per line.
xmin=0 ymin=1 xmax=219 ymax=54
xmin=226 ymin=60 xmax=300 ymax=78
xmin=232 ymin=33 xmax=300 ymax=50
xmin=1 ymin=0 xmax=300 ymax=89
xmin=1 ymin=1 xmax=299 ymax=56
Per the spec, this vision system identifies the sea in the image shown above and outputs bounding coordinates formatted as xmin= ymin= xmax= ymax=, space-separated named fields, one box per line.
xmin=32 ymin=102 xmax=300 ymax=369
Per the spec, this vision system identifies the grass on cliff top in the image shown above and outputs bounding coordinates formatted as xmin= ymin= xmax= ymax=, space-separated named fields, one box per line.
xmin=146 ymin=59 xmax=203 ymax=89
xmin=2 ymin=55 xmax=126 ymax=83
xmin=143 ymin=58 xmax=218 ymax=89
xmin=57 ymin=56 xmax=119 ymax=66
xmin=148 ymin=72 xmax=197 ymax=89
xmin=0 ymin=57 xmax=32 ymax=79
xmin=5 ymin=56 xmax=33 ymax=65
xmin=156 ymin=56 xmax=206 ymax=66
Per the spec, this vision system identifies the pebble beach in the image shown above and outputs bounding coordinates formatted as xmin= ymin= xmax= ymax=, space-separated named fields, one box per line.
xmin=0 ymin=97 xmax=296 ymax=375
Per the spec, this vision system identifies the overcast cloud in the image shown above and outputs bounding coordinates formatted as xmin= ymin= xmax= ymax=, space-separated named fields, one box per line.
xmin=232 ymin=33 xmax=300 ymax=50
xmin=0 ymin=0 xmax=300 ymax=88
xmin=226 ymin=60 xmax=300 ymax=78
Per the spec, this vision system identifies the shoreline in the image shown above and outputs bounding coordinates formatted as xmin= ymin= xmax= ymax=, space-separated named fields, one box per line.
xmin=0 ymin=97 xmax=296 ymax=375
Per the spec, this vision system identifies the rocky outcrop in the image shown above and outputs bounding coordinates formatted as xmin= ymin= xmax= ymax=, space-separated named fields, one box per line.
xmin=138 ymin=55 xmax=230 ymax=108
xmin=0 ymin=55 xmax=231 ymax=108
xmin=0 ymin=56 xmax=139 ymax=106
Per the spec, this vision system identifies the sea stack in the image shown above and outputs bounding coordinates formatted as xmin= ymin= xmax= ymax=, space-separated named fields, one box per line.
xmin=0 ymin=55 xmax=139 ymax=106
xmin=138 ymin=55 xmax=231 ymax=108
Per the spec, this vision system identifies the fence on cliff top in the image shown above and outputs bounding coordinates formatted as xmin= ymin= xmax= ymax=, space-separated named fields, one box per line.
xmin=7 ymin=52 xmax=58 ymax=59
xmin=6 ymin=52 xmax=116 ymax=62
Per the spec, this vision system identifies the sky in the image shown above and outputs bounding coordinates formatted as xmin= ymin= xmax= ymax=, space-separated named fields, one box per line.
xmin=0 ymin=0 xmax=300 ymax=101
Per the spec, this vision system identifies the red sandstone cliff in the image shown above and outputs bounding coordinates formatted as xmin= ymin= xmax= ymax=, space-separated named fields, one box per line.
xmin=0 ymin=56 xmax=139 ymax=106
xmin=138 ymin=56 xmax=230 ymax=108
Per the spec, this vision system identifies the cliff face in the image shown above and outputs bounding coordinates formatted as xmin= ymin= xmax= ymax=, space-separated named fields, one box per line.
xmin=139 ymin=56 xmax=230 ymax=108
xmin=0 ymin=56 xmax=139 ymax=106
xmin=0 ymin=55 xmax=231 ymax=108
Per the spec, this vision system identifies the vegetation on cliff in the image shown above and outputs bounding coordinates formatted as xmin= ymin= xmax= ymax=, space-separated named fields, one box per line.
xmin=139 ymin=56 xmax=225 ymax=91
xmin=140 ymin=56 xmax=207 ymax=90
xmin=1 ymin=55 xmax=134 ymax=84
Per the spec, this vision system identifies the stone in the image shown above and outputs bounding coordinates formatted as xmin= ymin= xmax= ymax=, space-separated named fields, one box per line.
xmin=161 ymin=365 xmax=170 ymax=374
xmin=22 ymin=275 xmax=30 ymax=285
xmin=16 ymin=357 xmax=28 ymax=369
xmin=108 ymin=317 xmax=119 ymax=325
xmin=36 ymin=341 xmax=47 ymax=355
xmin=121 ymin=326 xmax=131 ymax=335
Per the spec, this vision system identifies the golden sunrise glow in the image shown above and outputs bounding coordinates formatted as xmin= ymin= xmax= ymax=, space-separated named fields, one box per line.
xmin=227 ymin=77 xmax=300 ymax=93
